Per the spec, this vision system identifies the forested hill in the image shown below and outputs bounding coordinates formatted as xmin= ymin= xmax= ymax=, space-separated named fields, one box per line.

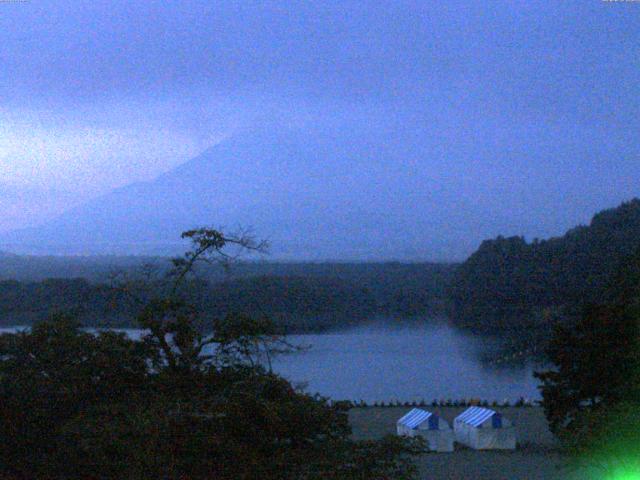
xmin=449 ymin=198 xmax=640 ymax=332
xmin=0 ymin=262 xmax=455 ymax=332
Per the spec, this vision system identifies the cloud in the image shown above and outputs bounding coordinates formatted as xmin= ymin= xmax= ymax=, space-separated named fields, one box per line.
xmin=0 ymin=0 xmax=638 ymax=254
xmin=0 ymin=102 xmax=230 ymax=194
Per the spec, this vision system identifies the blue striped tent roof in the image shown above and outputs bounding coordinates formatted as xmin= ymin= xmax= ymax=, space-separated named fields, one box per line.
xmin=397 ymin=408 xmax=434 ymax=429
xmin=455 ymin=407 xmax=498 ymax=427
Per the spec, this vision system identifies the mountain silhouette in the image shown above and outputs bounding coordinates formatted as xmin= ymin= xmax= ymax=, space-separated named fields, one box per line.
xmin=0 ymin=127 xmax=487 ymax=260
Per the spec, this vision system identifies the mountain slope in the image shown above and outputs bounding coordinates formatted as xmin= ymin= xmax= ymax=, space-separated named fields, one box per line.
xmin=0 ymin=127 xmax=487 ymax=259
xmin=0 ymin=183 xmax=82 ymax=233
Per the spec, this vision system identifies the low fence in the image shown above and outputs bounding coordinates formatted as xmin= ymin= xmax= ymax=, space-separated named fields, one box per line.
xmin=332 ymin=397 xmax=537 ymax=409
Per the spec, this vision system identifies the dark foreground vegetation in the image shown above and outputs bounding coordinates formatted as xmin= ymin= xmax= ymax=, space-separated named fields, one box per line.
xmin=0 ymin=230 xmax=423 ymax=479
xmin=0 ymin=317 xmax=423 ymax=479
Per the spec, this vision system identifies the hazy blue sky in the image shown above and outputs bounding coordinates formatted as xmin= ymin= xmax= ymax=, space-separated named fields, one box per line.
xmin=1 ymin=0 xmax=639 ymax=255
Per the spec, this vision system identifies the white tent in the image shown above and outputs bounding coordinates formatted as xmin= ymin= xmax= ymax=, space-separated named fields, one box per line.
xmin=396 ymin=408 xmax=454 ymax=452
xmin=453 ymin=407 xmax=516 ymax=450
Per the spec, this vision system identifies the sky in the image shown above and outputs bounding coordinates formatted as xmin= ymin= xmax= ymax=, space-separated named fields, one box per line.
xmin=0 ymin=0 xmax=639 ymax=257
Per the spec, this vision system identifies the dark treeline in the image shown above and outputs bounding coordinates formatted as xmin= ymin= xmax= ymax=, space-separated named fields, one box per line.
xmin=0 ymin=251 xmax=161 ymax=282
xmin=4 ymin=199 xmax=640 ymax=340
xmin=449 ymin=199 xmax=640 ymax=340
xmin=0 ymin=263 xmax=455 ymax=332
xmin=0 ymin=253 xmax=455 ymax=284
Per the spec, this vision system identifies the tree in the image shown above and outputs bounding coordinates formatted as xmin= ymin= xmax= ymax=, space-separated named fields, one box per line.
xmin=0 ymin=228 xmax=423 ymax=479
xmin=212 ymin=312 xmax=301 ymax=370
xmin=534 ymin=248 xmax=640 ymax=475
xmin=0 ymin=315 xmax=150 ymax=478
xmin=535 ymin=305 xmax=640 ymax=435
xmin=450 ymin=198 xmax=640 ymax=337
xmin=558 ymin=401 xmax=640 ymax=475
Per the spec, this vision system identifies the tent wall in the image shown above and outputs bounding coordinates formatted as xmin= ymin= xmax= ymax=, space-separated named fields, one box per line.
xmin=454 ymin=422 xmax=516 ymax=450
xmin=416 ymin=417 xmax=451 ymax=432
xmin=453 ymin=421 xmax=473 ymax=448
xmin=397 ymin=412 xmax=454 ymax=452
xmin=473 ymin=428 xmax=516 ymax=450
xmin=396 ymin=424 xmax=417 ymax=437
xmin=453 ymin=408 xmax=516 ymax=450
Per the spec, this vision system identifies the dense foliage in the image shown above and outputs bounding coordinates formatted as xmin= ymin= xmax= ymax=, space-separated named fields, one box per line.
xmin=0 ymin=317 xmax=423 ymax=479
xmin=535 ymin=304 xmax=640 ymax=435
xmin=0 ymin=229 xmax=424 ymax=479
xmin=535 ymin=247 xmax=640 ymax=474
xmin=449 ymin=199 xmax=640 ymax=336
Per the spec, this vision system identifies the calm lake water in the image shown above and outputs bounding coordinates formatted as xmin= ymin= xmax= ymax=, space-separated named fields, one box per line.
xmin=273 ymin=323 xmax=540 ymax=403
xmin=0 ymin=322 xmax=540 ymax=402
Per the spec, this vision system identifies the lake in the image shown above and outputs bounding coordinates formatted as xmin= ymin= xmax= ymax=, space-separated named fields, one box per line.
xmin=0 ymin=321 xmax=541 ymax=402
xmin=273 ymin=322 xmax=540 ymax=403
